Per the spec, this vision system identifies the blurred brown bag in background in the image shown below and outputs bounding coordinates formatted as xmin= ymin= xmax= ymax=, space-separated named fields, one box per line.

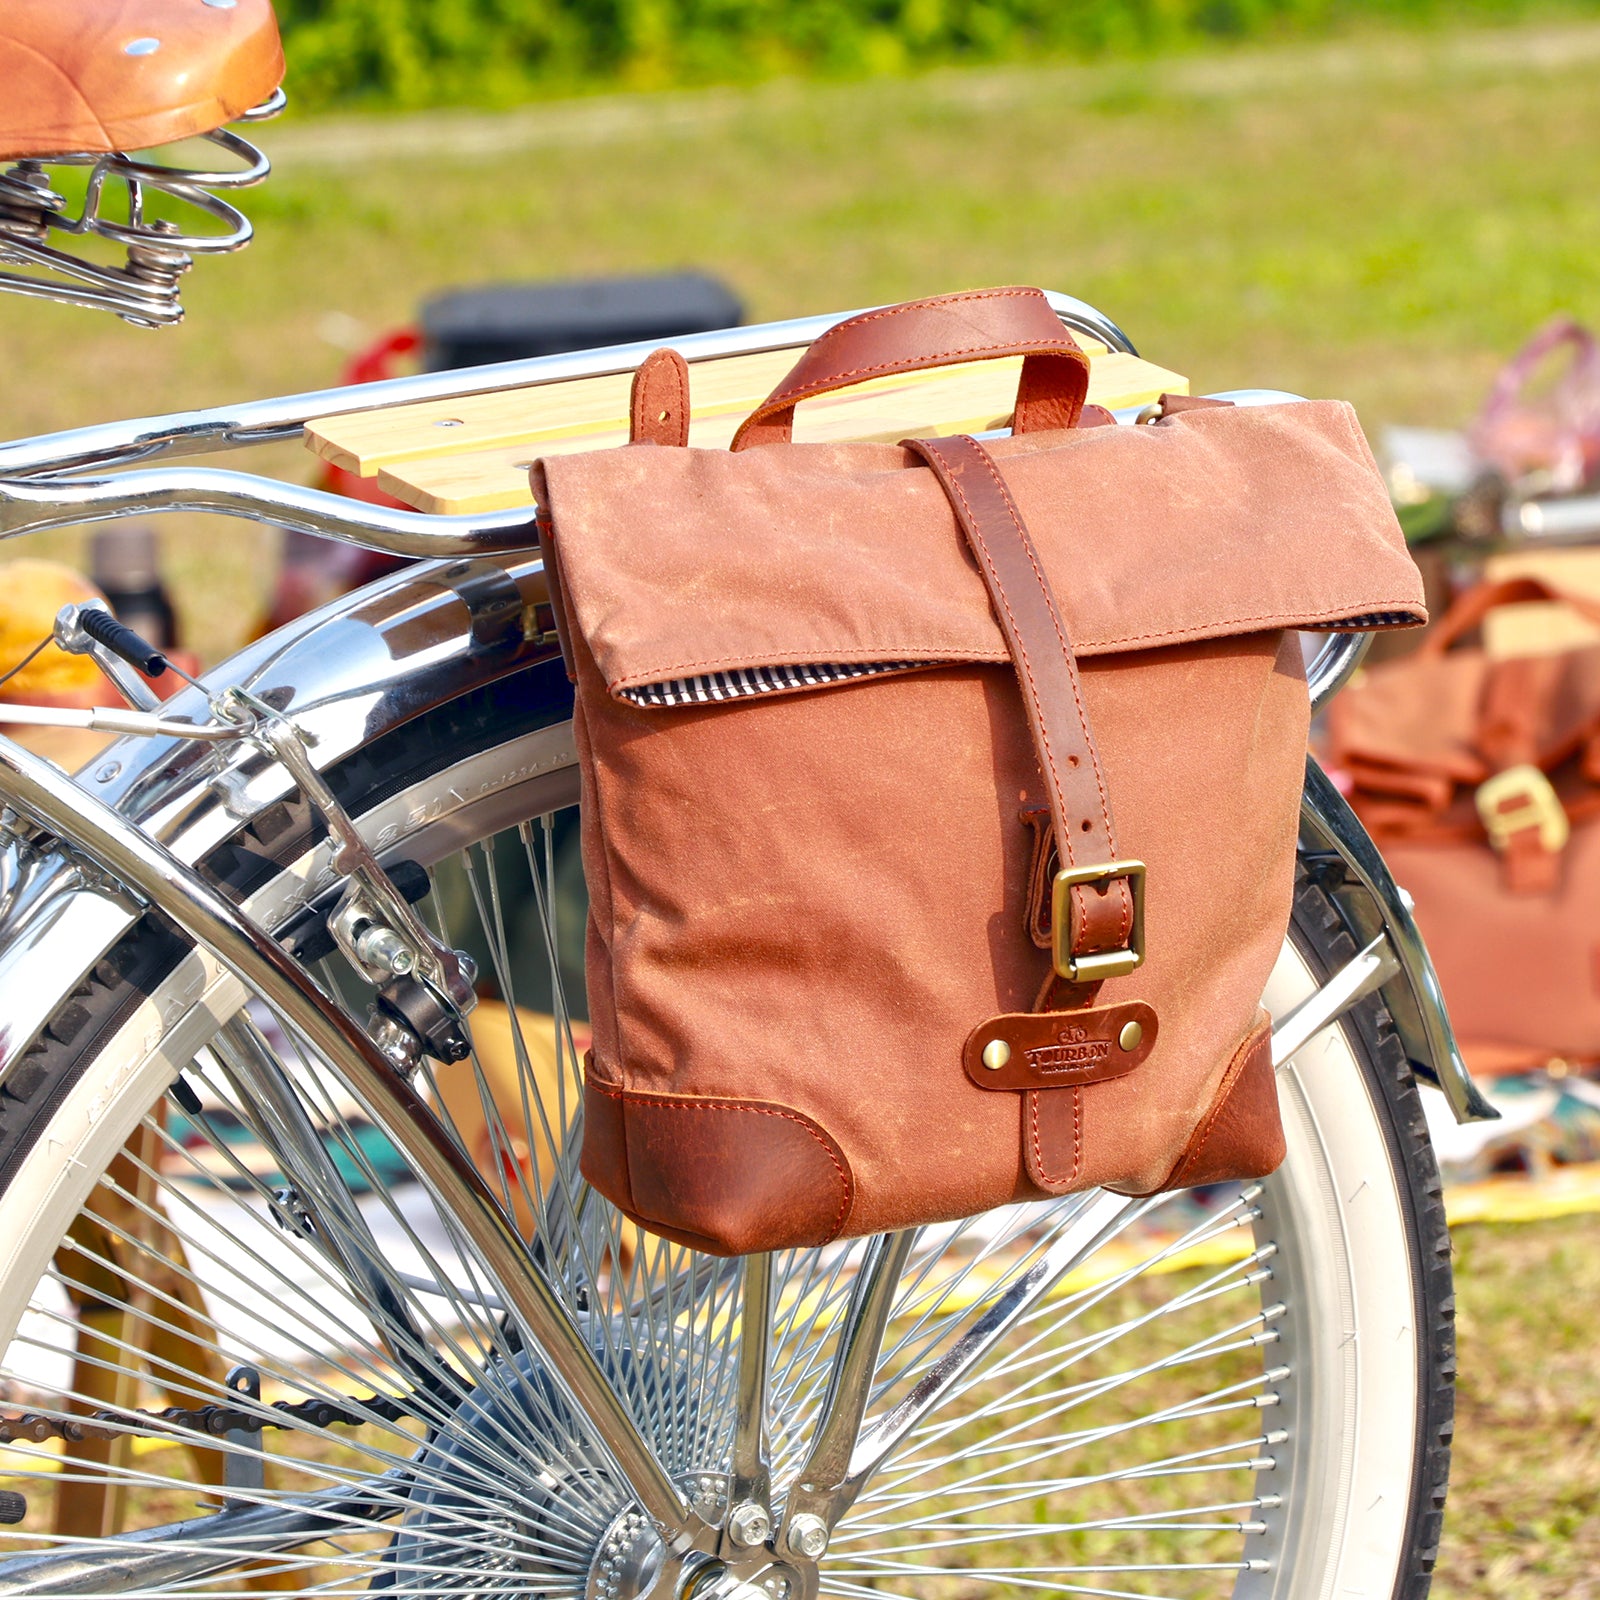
xmin=1328 ymin=574 xmax=1600 ymax=1074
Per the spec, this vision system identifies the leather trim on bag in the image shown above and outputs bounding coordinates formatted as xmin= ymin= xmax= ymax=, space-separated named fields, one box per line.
xmin=582 ymin=1076 xmax=855 ymax=1256
xmin=578 ymin=1061 xmax=634 ymax=1214
xmin=964 ymin=1002 xmax=1157 ymax=1089
xmin=905 ymin=433 xmax=1135 ymax=968
xmin=1156 ymin=393 xmax=1235 ymax=415
xmin=1024 ymin=1087 xmax=1083 ymax=1191
xmin=1020 ymin=804 xmax=1055 ymax=948
xmin=1136 ymin=1010 xmax=1284 ymax=1194
xmin=730 ymin=287 xmax=1089 ymax=450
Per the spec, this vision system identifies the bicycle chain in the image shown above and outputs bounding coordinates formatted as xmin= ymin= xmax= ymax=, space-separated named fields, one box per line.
xmin=0 ymin=1390 xmax=410 ymax=1447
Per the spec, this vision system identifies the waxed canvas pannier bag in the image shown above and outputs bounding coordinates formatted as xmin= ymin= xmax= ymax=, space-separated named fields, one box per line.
xmin=1328 ymin=574 xmax=1600 ymax=1075
xmin=536 ymin=288 xmax=1426 ymax=1255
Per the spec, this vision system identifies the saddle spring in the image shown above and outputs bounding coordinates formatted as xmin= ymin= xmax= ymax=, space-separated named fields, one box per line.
xmin=0 ymin=88 xmax=284 ymax=328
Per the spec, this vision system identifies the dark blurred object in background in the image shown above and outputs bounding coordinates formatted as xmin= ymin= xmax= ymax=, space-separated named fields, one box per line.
xmin=420 ymin=272 xmax=742 ymax=370
xmin=90 ymin=524 xmax=177 ymax=652
xmin=262 ymin=271 xmax=744 ymax=634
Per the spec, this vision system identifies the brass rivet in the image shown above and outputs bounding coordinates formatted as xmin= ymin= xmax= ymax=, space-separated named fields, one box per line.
xmin=981 ymin=1039 xmax=1011 ymax=1071
xmin=1118 ymin=1020 xmax=1144 ymax=1052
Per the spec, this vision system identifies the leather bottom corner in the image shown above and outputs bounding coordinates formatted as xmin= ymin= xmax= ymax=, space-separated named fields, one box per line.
xmin=578 ymin=1059 xmax=635 ymax=1215
xmin=1151 ymin=1010 xmax=1285 ymax=1193
xmin=581 ymin=1075 xmax=856 ymax=1256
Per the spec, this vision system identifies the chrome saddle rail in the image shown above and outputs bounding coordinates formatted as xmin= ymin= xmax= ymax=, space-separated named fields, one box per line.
xmin=0 ymin=91 xmax=287 ymax=327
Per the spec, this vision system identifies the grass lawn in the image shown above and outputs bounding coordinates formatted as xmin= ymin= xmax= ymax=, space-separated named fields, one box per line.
xmin=1441 ymin=1213 xmax=1600 ymax=1598
xmin=3 ymin=17 xmax=1600 ymax=656
xmin=1 ymin=16 xmax=1599 ymax=1595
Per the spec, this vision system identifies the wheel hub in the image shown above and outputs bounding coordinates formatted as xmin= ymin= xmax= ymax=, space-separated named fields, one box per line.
xmin=585 ymin=1490 xmax=814 ymax=1600
xmin=588 ymin=1507 xmax=666 ymax=1600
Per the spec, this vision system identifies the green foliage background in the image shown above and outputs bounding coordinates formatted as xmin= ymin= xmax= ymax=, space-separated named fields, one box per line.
xmin=273 ymin=0 xmax=1599 ymax=107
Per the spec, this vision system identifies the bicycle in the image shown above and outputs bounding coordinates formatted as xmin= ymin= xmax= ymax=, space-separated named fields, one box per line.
xmin=0 ymin=8 xmax=1495 ymax=1598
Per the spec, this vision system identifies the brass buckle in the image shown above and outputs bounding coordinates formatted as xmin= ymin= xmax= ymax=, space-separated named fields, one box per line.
xmin=1475 ymin=765 xmax=1570 ymax=854
xmin=1052 ymin=859 xmax=1147 ymax=983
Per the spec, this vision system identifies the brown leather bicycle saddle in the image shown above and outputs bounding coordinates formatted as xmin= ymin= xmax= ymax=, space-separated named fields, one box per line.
xmin=0 ymin=0 xmax=283 ymax=161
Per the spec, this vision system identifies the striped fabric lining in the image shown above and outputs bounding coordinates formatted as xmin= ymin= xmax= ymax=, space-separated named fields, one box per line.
xmin=1339 ymin=611 xmax=1423 ymax=629
xmin=621 ymin=660 xmax=922 ymax=708
xmin=618 ymin=613 xmax=1416 ymax=709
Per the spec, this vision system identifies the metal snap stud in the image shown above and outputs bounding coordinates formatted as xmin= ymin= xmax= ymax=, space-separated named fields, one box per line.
xmin=1118 ymin=1020 xmax=1144 ymax=1052
xmin=981 ymin=1039 xmax=1010 ymax=1071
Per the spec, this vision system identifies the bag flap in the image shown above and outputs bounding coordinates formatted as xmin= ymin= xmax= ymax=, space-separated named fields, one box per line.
xmin=537 ymin=398 xmax=1424 ymax=701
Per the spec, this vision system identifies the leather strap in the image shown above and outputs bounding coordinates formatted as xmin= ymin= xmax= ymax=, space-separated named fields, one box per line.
xmin=904 ymin=433 xmax=1134 ymax=967
xmin=1423 ymin=575 xmax=1600 ymax=657
xmin=1155 ymin=392 xmax=1234 ymax=415
xmin=629 ymin=348 xmax=691 ymax=447
xmin=731 ymin=288 xmax=1089 ymax=451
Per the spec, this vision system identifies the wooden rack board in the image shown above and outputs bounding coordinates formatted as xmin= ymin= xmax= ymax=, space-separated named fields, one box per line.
xmin=305 ymin=338 xmax=1188 ymax=516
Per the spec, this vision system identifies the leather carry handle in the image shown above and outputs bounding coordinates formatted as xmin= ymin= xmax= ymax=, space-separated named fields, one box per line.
xmin=729 ymin=288 xmax=1090 ymax=452
xmin=904 ymin=433 xmax=1136 ymax=976
xmin=1423 ymin=574 xmax=1600 ymax=656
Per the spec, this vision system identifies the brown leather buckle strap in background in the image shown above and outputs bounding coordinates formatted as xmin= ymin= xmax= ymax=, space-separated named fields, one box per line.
xmin=905 ymin=432 xmax=1142 ymax=981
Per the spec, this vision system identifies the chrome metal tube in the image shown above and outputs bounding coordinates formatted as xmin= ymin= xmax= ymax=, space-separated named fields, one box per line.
xmin=209 ymin=1013 xmax=440 ymax=1390
xmin=780 ymin=1231 xmax=914 ymax=1536
xmin=1509 ymin=493 xmax=1600 ymax=543
xmin=1270 ymin=931 xmax=1401 ymax=1068
xmin=836 ymin=1193 xmax=1136 ymax=1505
xmin=0 ymin=732 xmax=697 ymax=1546
xmin=1306 ymin=631 xmax=1373 ymax=716
xmin=0 ymin=703 xmax=243 ymax=740
xmin=0 ymin=468 xmax=537 ymax=554
xmin=727 ymin=1252 xmax=774 ymax=1520
xmin=1299 ymin=755 xmax=1496 ymax=1123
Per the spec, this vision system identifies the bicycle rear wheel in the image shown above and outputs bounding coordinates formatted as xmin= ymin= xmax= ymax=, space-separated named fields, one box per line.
xmin=0 ymin=659 xmax=1451 ymax=1599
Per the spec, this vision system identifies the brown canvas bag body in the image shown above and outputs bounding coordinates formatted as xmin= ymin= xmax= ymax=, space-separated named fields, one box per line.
xmin=1328 ymin=575 xmax=1600 ymax=1073
xmin=536 ymin=288 xmax=1425 ymax=1255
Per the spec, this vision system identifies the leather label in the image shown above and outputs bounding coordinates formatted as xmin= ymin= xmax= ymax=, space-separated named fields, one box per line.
xmin=964 ymin=1002 xmax=1157 ymax=1090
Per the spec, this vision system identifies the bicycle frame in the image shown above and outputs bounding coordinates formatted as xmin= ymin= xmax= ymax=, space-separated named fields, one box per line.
xmin=0 ymin=293 xmax=1495 ymax=1587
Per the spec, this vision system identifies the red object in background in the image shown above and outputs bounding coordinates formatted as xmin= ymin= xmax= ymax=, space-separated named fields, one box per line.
xmin=258 ymin=328 xmax=421 ymax=636
xmin=317 ymin=328 xmax=423 ymax=510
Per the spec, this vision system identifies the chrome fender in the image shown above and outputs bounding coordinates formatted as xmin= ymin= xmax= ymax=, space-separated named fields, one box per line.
xmin=1300 ymin=755 xmax=1496 ymax=1124
xmin=0 ymin=550 xmax=560 ymax=1078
